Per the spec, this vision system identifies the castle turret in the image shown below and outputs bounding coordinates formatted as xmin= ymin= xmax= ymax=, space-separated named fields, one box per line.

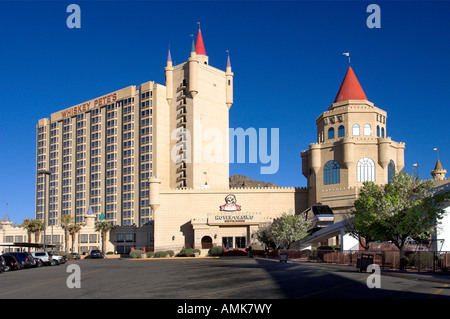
xmin=225 ymin=52 xmax=234 ymax=108
xmin=164 ymin=48 xmax=173 ymax=102
xmin=188 ymin=37 xmax=199 ymax=98
xmin=431 ymin=159 xmax=447 ymax=181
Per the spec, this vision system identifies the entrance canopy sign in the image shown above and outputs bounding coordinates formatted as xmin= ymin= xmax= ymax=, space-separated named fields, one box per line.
xmin=207 ymin=212 xmax=262 ymax=226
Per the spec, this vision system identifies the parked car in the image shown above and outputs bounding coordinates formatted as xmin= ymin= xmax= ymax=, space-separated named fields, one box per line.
xmin=31 ymin=251 xmax=57 ymax=266
xmin=71 ymin=252 xmax=81 ymax=260
xmin=0 ymin=256 xmax=6 ymax=273
xmin=2 ymin=254 xmax=22 ymax=271
xmin=50 ymin=252 xmax=66 ymax=264
xmin=89 ymin=249 xmax=102 ymax=258
xmin=7 ymin=252 xmax=33 ymax=268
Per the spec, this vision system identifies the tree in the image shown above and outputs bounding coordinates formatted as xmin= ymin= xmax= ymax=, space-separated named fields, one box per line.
xmin=351 ymin=171 xmax=450 ymax=270
xmin=95 ymin=221 xmax=113 ymax=255
xmin=68 ymin=223 xmax=82 ymax=253
xmin=31 ymin=219 xmax=44 ymax=244
xmin=21 ymin=219 xmax=35 ymax=249
xmin=61 ymin=214 xmax=74 ymax=252
xmin=257 ymin=212 xmax=311 ymax=250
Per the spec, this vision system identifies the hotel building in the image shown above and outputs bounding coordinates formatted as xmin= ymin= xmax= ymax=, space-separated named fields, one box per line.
xmin=3 ymin=26 xmax=447 ymax=254
xmin=35 ymin=27 xmax=232 ymax=229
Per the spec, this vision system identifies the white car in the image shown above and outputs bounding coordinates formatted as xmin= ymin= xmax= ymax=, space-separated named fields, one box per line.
xmin=31 ymin=251 xmax=58 ymax=266
xmin=51 ymin=252 xmax=66 ymax=264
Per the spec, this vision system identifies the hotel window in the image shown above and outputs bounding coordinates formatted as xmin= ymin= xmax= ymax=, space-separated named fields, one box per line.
xmin=377 ymin=125 xmax=380 ymax=137
xmin=352 ymin=124 xmax=360 ymax=136
xmin=364 ymin=124 xmax=371 ymax=136
xmin=357 ymin=157 xmax=375 ymax=182
xmin=328 ymin=127 xmax=335 ymax=139
xmin=381 ymin=127 xmax=385 ymax=138
xmin=338 ymin=125 xmax=345 ymax=138
xmin=324 ymin=160 xmax=340 ymax=185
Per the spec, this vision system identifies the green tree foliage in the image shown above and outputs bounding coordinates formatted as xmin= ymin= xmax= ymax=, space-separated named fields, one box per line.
xmin=256 ymin=212 xmax=311 ymax=249
xmin=349 ymin=171 xmax=449 ymax=269
xmin=95 ymin=221 xmax=114 ymax=255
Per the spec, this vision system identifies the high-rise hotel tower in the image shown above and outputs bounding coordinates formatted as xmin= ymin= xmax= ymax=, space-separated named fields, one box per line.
xmin=36 ymin=27 xmax=234 ymax=227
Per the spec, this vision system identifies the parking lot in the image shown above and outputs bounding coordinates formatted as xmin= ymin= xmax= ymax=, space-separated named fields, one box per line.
xmin=1 ymin=256 xmax=450 ymax=301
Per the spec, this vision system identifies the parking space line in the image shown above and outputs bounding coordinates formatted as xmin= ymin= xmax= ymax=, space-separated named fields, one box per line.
xmin=428 ymin=283 xmax=449 ymax=298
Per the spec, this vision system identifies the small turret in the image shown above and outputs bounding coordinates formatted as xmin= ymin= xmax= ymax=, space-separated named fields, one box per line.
xmin=225 ymin=51 xmax=234 ymax=108
xmin=164 ymin=48 xmax=174 ymax=102
xmin=431 ymin=159 xmax=447 ymax=181
xmin=188 ymin=36 xmax=199 ymax=98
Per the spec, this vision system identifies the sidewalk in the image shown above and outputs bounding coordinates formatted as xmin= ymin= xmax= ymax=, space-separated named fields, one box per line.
xmin=256 ymin=256 xmax=450 ymax=284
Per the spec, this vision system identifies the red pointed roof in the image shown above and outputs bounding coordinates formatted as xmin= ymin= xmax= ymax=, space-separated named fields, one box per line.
xmin=334 ymin=66 xmax=367 ymax=103
xmin=195 ymin=28 xmax=206 ymax=55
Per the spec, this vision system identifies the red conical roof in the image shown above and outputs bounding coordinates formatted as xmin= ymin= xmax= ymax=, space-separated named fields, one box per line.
xmin=195 ymin=28 xmax=206 ymax=55
xmin=334 ymin=66 xmax=367 ymax=103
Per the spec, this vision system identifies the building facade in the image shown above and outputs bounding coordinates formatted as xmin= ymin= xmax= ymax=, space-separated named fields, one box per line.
xmin=35 ymin=27 xmax=232 ymax=230
xmin=4 ymin=27 xmax=448 ymax=255
xmin=301 ymin=66 xmax=406 ymax=221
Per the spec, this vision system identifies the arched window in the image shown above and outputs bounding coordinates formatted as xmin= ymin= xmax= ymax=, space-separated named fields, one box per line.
xmin=328 ymin=127 xmax=335 ymax=139
xmin=364 ymin=124 xmax=371 ymax=136
xmin=338 ymin=125 xmax=345 ymax=137
xmin=381 ymin=127 xmax=385 ymax=138
xmin=357 ymin=157 xmax=375 ymax=182
xmin=324 ymin=160 xmax=340 ymax=185
xmin=352 ymin=124 xmax=360 ymax=136
xmin=377 ymin=125 xmax=380 ymax=137
xmin=388 ymin=160 xmax=395 ymax=183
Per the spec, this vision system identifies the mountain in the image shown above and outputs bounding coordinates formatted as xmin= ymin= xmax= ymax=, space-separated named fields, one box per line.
xmin=229 ymin=175 xmax=279 ymax=188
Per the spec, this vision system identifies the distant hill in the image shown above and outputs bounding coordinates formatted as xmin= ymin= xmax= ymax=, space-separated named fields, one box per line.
xmin=229 ymin=175 xmax=279 ymax=188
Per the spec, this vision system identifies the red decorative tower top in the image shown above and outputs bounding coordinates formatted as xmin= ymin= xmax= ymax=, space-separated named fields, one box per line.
xmin=334 ymin=67 xmax=367 ymax=103
xmin=195 ymin=25 xmax=206 ymax=56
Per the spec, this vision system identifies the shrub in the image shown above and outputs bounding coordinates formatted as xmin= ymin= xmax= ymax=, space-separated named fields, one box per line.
xmin=177 ymin=248 xmax=201 ymax=257
xmin=210 ymin=246 xmax=223 ymax=256
xmin=146 ymin=251 xmax=154 ymax=258
xmin=129 ymin=250 xmax=144 ymax=258
xmin=166 ymin=250 xmax=175 ymax=257
xmin=154 ymin=251 xmax=171 ymax=258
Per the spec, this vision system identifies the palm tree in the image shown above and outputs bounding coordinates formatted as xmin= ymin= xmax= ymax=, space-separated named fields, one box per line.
xmin=95 ymin=221 xmax=113 ymax=256
xmin=32 ymin=219 xmax=44 ymax=245
xmin=61 ymin=214 xmax=74 ymax=252
xmin=21 ymin=218 xmax=35 ymax=250
xmin=68 ymin=224 xmax=82 ymax=253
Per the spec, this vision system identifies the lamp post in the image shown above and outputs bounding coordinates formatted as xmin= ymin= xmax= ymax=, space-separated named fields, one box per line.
xmin=38 ymin=170 xmax=51 ymax=251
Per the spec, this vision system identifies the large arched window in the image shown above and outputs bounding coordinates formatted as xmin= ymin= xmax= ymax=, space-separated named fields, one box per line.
xmin=377 ymin=125 xmax=380 ymax=137
xmin=381 ymin=127 xmax=385 ymax=138
xmin=352 ymin=124 xmax=360 ymax=136
xmin=364 ymin=124 xmax=371 ymax=136
xmin=324 ymin=160 xmax=340 ymax=185
xmin=328 ymin=127 xmax=335 ymax=139
xmin=338 ymin=125 xmax=345 ymax=137
xmin=357 ymin=157 xmax=375 ymax=182
xmin=388 ymin=160 xmax=395 ymax=183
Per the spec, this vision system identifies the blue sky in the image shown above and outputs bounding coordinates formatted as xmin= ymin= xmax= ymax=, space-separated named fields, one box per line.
xmin=0 ymin=1 xmax=449 ymax=223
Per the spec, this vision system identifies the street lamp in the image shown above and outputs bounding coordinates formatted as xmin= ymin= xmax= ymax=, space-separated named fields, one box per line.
xmin=37 ymin=170 xmax=51 ymax=251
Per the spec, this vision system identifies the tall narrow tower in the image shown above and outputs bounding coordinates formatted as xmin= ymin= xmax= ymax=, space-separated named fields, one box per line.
xmin=166 ymin=25 xmax=233 ymax=189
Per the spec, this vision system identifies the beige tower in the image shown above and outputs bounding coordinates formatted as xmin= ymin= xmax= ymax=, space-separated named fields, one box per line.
xmin=165 ymin=26 xmax=232 ymax=189
xmin=431 ymin=159 xmax=447 ymax=181
xmin=301 ymin=66 xmax=405 ymax=218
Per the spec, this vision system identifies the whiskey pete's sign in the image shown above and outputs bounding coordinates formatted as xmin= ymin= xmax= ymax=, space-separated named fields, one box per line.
xmin=60 ymin=93 xmax=118 ymax=118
